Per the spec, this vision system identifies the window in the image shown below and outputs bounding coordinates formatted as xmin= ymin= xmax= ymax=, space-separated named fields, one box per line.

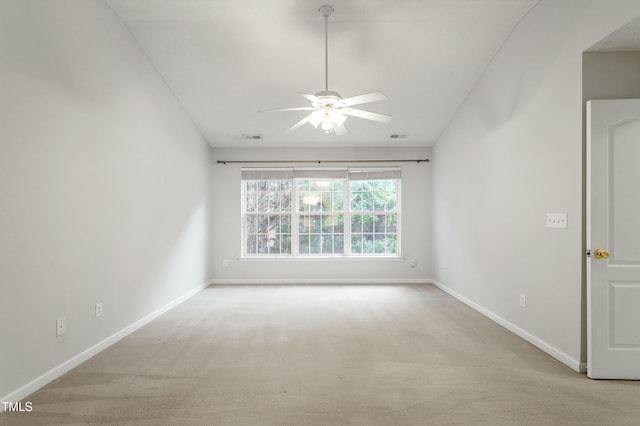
xmin=243 ymin=170 xmax=293 ymax=255
xmin=298 ymin=178 xmax=345 ymax=255
xmin=242 ymin=168 xmax=400 ymax=257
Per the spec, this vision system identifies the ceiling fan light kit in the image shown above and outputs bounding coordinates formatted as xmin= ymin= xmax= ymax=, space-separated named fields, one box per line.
xmin=261 ymin=5 xmax=391 ymax=135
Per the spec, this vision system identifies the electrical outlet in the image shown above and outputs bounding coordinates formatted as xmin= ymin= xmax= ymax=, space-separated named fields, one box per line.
xmin=56 ymin=316 xmax=66 ymax=336
xmin=519 ymin=294 xmax=526 ymax=308
xmin=223 ymin=259 xmax=229 ymax=267
xmin=95 ymin=303 xmax=103 ymax=318
xmin=409 ymin=258 xmax=417 ymax=267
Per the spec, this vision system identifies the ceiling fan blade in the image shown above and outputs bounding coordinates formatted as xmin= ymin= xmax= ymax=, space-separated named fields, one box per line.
xmin=298 ymin=93 xmax=322 ymax=104
xmin=343 ymin=108 xmax=392 ymax=124
xmin=334 ymin=123 xmax=347 ymax=136
xmin=341 ymin=91 xmax=387 ymax=107
xmin=259 ymin=107 xmax=316 ymax=113
xmin=286 ymin=113 xmax=313 ymax=133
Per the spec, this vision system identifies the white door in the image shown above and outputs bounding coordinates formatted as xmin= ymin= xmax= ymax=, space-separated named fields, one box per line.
xmin=587 ymin=99 xmax=640 ymax=379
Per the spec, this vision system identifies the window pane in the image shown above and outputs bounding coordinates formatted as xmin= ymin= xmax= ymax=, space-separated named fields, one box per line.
xmin=351 ymin=234 xmax=362 ymax=254
xmin=300 ymin=191 xmax=321 ymax=212
xmin=310 ymin=235 xmax=322 ymax=254
xmin=322 ymin=235 xmax=333 ymax=253
xmin=363 ymin=215 xmax=374 ymax=233
xmin=269 ymin=236 xmax=281 ymax=254
xmin=246 ymin=191 xmax=256 ymax=212
xmin=257 ymin=191 xmax=270 ymax=212
xmin=363 ymin=234 xmax=374 ymax=254
xmin=375 ymin=215 xmax=386 ymax=232
xmin=334 ymin=235 xmax=344 ymax=254
xmin=246 ymin=181 xmax=257 ymax=192
xmin=334 ymin=191 xmax=344 ymax=210
xmin=269 ymin=215 xmax=281 ymax=233
xmin=257 ymin=215 xmax=268 ymax=233
xmin=374 ymin=192 xmax=385 ymax=211
xmin=310 ymin=192 xmax=322 ymax=211
xmin=299 ymin=235 xmax=310 ymax=254
xmin=280 ymin=235 xmax=291 ymax=254
xmin=281 ymin=191 xmax=291 ymax=211
xmin=257 ymin=234 xmax=269 ymax=254
xmin=268 ymin=192 xmax=279 ymax=211
xmin=386 ymin=235 xmax=397 ymax=254
xmin=246 ymin=234 xmax=257 ymax=254
xmin=386 ymin=196 xmax=396 ymax=212
xmin=245 ymin=215 xmax=257 ymax=234
xmin=311 ymin=215 xmax=321 ymax=232
xmin=351 ymin=215 xmax=362 ymax=233
xmin=321 ymin=191 xmax=333 ymax=211
xmin=351 ymin=191 xmax=362 ymax=211
xmin=386 ymin=214 xmax=397 ymax=232
xmin=322 ymin=215 xmax=343 ymax=233
xmin=362 ymin=192 xmax=373 ymax=211
xmin=300 ymin=215 xmax=321 ymax=233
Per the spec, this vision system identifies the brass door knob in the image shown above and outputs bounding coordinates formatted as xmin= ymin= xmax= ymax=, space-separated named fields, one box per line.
xmin=594 ymin=249 xmax=610 ymax=259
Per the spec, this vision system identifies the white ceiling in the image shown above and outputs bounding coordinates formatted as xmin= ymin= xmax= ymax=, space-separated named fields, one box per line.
xmin=105 ymin=0 xmax=540 ymax=148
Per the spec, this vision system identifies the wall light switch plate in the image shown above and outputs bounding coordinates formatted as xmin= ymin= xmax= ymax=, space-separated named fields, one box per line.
xmin=546 ymin=213 xmax=567 ymax=229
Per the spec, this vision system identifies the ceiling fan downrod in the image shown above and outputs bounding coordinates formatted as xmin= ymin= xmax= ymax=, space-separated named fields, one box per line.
xmin=319 ymin=5 xmax=334 ymax=93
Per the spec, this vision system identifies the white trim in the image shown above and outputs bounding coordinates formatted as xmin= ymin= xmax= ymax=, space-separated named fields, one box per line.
xmin=431 ymin=279 xmax=583 ymax=373
xmin=579 ymin=361 xmax=587 ymax=374
xmin=0 ymin=281 xmax=211 ymax=408
xmin=210 ymin=278 xmax=430 ymax=285
xmin=238 ymin=256 xmax=404 ymax=261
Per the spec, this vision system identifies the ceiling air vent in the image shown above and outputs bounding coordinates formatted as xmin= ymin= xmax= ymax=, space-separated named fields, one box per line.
xmin=242 ymin=134 xmax=263 ymax=141
xmin=390 ymin=134 xmax=408 ymax=139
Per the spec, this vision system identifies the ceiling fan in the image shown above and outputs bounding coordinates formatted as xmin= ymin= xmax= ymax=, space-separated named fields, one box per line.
xmin=262 ymin=5 xmax=392 ymax=136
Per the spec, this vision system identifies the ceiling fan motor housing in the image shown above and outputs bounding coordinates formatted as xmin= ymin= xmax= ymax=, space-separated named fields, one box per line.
xmin=314 ymin=90 xmax=343 ymax=107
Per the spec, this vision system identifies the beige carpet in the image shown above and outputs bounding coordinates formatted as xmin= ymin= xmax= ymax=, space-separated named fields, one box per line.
xmin=4 ymin=284 xmax=640 ymax=425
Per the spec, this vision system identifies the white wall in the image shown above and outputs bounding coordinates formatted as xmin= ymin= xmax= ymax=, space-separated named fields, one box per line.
xmin=432 ymin=0 xmax=640 ymax=371
xmin=0 ymin=1 xmax=211 ymax=401
xmin=211 ymin=147 xmax=431 ymax=283
xmin=583 ymin=52 xmax=640 ymax=101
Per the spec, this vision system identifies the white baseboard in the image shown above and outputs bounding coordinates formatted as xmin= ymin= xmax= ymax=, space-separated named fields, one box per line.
xmin=1 ymin=281 xmax=211 ymax=408
xmin=209 ymin=278 xmax=431 ymax=285
xmin=431 ymin=280 xmax=583 ymax=373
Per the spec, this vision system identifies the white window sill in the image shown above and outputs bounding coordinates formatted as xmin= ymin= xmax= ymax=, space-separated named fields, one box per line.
xmin=239 ymin=256 xmax=404 ymax=262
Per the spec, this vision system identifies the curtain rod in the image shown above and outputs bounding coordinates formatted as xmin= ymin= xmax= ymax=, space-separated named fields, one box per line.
xmin=216 ymin=159 xmax=430 ymax=165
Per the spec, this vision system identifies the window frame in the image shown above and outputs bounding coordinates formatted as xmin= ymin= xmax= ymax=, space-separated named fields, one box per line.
xmin=348 ymin=178 xmax=401 ymax=256
xmin=240 ymin=167 xmax=401 ymax=259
